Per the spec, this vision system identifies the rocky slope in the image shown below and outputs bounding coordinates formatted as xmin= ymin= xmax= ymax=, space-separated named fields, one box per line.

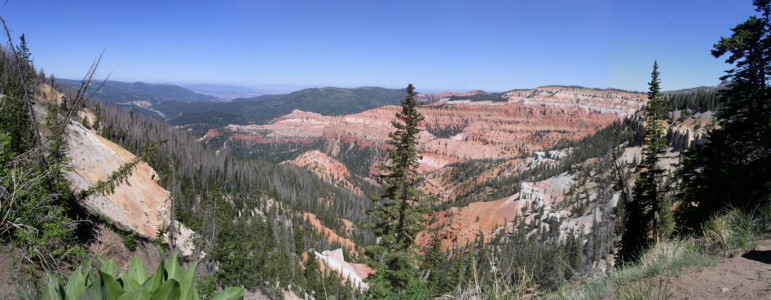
xmin=303 ymin=212 xmax=358 ymax=254
xmin=35 ymin=87 xmax=196 ymax=254
xmin=666 ymin=111 xmax=715 ymax=150
xmin=284 ymin=150 xmax=362 ymax=195
xmin=418 ymin=172 xmax=577 ymax=250
xmin=313 ymin=249 xmax=373 ymax=290
xmin=64 ymin=118 xmax=197 ymax=255
xmin=65 ymin=121 xmax=170 ymax=239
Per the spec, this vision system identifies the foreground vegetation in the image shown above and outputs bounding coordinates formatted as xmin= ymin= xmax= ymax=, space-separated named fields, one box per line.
xmin=552 ymin=207 xmax=765 ymax=300
xmin=553 ymin=239 xmax=715 ymax=300
xmin=42 ymin=251 xmax=243 ymax=300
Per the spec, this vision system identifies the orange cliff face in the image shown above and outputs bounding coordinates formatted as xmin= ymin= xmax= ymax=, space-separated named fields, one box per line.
xmin=417 ymin=172 xmax=575 ymax=251
xmin=40 ymin=84 xmax=179 ymax=242
xmin=65 ymin=121 xmax=171 ymax=239
xmin=284 ymin=150 xmax=362 ymax=195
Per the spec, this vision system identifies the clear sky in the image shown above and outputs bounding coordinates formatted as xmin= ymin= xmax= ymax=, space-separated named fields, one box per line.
xmin=0 ymin=0 xmax=757 ymax=92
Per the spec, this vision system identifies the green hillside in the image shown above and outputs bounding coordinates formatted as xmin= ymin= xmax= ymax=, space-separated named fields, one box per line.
xmin=162 ymin=86 xmax=405 ymax=125
xmin=57 ymin=79 xmax=220 ymax=104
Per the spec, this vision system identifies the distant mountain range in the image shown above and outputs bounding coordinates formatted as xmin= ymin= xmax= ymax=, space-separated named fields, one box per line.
xmin=58 ymin=80 xmax=408 ymax=127
xmin=71 ymin=80 xmax=712 ymax=140
xmin=160 ymin=86 xmax=407 ymax=128
xmin=181 ymin=83 xmax=313 ymax=100
xmin=57 ymin=79 xmax=221 ymax=104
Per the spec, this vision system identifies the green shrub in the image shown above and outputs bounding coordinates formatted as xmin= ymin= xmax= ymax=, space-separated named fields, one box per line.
xmin=120 ymin=232 xmax=137 ymax=252
xmin=41 ymin=250 xmax=243 ymax=300
xmin=701 ymin=208 xmax=759 ymax=253
xmin=367 ymin=277 xmax=430 ymax=300
xmin=0 ymin=132 xmax=84 ymax=269
xmin=637 ymin=239 xmax=706 ymax=277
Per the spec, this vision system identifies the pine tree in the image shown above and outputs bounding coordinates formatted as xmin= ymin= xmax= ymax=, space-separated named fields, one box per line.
xmin=422 ymin=230 xmax=444 ymax=296
xmin=304 ymin=251 xmax=323 ymax=297
xmin=0 ymin=33 xmax=87 ymax=269
xmin=680 ymin=0 xmax=771 ymax=228
xmin=1 ymin=34 xmax=36 ymax=154
xmin=565 ymin=231 xmax=582 ymax=279
xmin=365 ymin=83 xmax=429 ymax=294
xmin=443 ymin=251 xmax=465 ymax=294
xmin=620 ymin=62 xmax=671 ymax=262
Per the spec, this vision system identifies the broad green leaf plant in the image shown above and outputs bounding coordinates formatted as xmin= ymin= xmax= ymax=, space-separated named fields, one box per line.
xmin=41 ymin=250 xmax=243 ymax=300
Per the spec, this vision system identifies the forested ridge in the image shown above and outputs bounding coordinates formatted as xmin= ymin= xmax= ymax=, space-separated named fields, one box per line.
xmin=57 ymin=79 xmax=220 ymax=104
xmin=162 ymin=86 xmax=406 ymax=126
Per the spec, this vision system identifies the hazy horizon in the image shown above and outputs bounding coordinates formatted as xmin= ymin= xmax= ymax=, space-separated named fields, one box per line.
xmin=62 ymin=77 xmax=720 ymax=96
xmin=2 ymin=1 xmax=755 ymax=92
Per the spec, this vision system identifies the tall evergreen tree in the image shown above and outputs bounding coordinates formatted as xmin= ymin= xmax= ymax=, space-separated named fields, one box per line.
xmin=442 ymin=251 xmax=466 ymax=294
xmin=421 ymin=230 xmax=444 ymax=296
xmin=1 ymin=34 xmax=36 ymax=154
xmin=304 ymin=251 xmax=324 ymax=298
xmin=365 ymin=84 xmax=429 ymax=294
xmin=620 ymin=62 xmax=672 ymax=262
xmin=680 ymin=0 xmax=771 ymax=228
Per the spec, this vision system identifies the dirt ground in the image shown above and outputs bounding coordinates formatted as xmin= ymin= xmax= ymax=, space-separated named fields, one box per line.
xmin=0 ymin=245 xmax=41 ymax=299
xmin=659 ymin=239 xmax=771 ymax=299
xmin=0 ymin=245 xmax=20 ymax=299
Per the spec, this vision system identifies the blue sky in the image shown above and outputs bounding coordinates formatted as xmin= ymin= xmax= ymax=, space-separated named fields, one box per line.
xmin=0 ymin=0 xmax=756 ymax=92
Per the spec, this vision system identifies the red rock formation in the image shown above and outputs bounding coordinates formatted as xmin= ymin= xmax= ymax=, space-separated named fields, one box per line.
xmin=208 ymin=87 xmax=646 ymax=174
xmin=424 ymin=195 xmax=526 ymax=250
xmin=284 ymin=150 xmax=362 ymax=195
xmin=418 ymin=173 xmax=574 ymax=250
xmin=303 ymin=212 xmax=358 ymax=254
xmin=505 ymin=86 xmax=646 ymax=116
xmin=203 ymin=87 xmax=648 ymax=250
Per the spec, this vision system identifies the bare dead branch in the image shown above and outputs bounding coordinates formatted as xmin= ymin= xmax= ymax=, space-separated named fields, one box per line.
xmin=62 ymin=51 xmax=109 ymax=127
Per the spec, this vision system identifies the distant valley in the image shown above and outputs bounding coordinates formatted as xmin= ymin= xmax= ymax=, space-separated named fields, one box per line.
xmin=18 ymin=72 xmax=729 ymax=297
xmin=56 ymin=77 xmax=722 ymax=280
